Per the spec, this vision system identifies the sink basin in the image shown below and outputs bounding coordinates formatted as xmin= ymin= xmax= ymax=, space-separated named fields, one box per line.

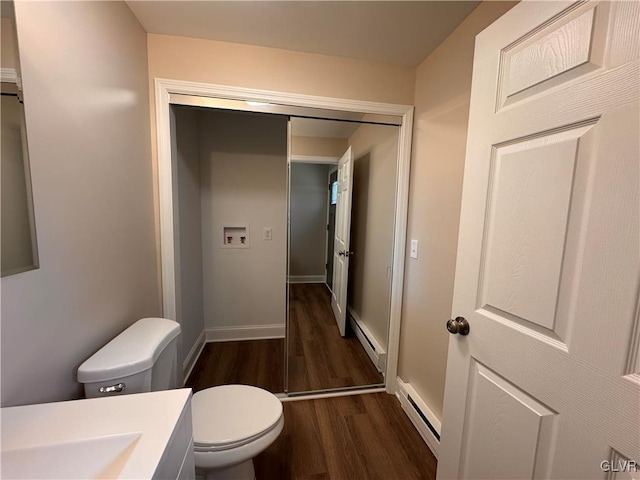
xmin=1 ymin=432 xmax=141 ymax=479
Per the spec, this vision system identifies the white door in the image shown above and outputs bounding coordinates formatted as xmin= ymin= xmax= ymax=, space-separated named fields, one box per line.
xmin=439 ymin=2 xmax=639 ymax=479
xmin=331 ymin=146 xmax=354 ymax=336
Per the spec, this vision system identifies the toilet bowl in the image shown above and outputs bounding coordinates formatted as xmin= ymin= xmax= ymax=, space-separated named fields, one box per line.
xmin=77 ymin=318 xmax=283 ymax=480
xmin=191 ymin=385 xmax=284 ymax=479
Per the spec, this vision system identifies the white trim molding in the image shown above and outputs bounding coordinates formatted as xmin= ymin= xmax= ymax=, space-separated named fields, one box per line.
xmin=278 ymin=386 xmax=386 ymax=402
xmin=155 ymin=78 xmax=413 ymax=394
xmin=0 ymin=67 xmax=21 ymax=89
xmin=396 ymin=378 xmax=441 ymax=459
xmin=288 ymin=275 xmax=326 ymax=284
xmin=348 ymin=307 xmax=387 ymax=373
xmin=205 ymin=324 xmax=285 ymax=342
xmin=182 ymin=330 xmax=206 ymax=385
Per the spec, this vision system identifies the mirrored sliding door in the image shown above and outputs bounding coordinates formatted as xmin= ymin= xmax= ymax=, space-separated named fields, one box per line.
xmin=286 ymin=117 xmax=399 ymax=393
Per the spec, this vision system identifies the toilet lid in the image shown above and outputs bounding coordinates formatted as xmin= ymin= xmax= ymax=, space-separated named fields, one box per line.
xmin=191 ymin=385 xmax=283 ymax=448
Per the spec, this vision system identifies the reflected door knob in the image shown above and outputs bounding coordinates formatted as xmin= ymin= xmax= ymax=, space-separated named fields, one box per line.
xmin=446 ymin=316 xmax=470 ymax=335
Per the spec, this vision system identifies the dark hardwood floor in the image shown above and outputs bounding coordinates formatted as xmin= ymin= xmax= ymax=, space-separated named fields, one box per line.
xmin=186 ymin=339 xmax=285 ymax=393
xmin=184 ymin=285 xmax=436 ymax=479
xmin=254 ymin=393 xmax=438 ymax=479
xmin=186 ymin=283 xmax=383 ymax=394
xmin=288 ymin=283 xmax=384 ymax=392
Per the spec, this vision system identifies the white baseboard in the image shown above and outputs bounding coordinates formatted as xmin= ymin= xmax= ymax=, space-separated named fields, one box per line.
xmin=182 ymin=330 xmax=206 ymax=385
xmin=205 ymin=324 xmax=285 ymax=342
xmin=288 ymin=275 xmax=326 ymax=284
xmin=347 ymin=307 xmax=386 ymax=373
xmin=396 ymin=377 xmax=441 ymax=459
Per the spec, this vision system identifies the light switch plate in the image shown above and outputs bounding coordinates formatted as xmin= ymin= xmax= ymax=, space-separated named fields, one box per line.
xmin=263 ymin=227 xmax=273 ymax=241
xmin=410 ymin=239 xmax=418 ymax=259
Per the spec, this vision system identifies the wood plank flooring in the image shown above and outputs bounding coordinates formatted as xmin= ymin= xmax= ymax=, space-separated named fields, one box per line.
xmin=186 ymin=283 xmax=383 ymax=394
xmin=288 ymin=283 xmax=384 ymax=392
xmin=254 ymin=393 xmax=438 ymax=479
xmin=186 ymin=339 xmax=285 ymax=393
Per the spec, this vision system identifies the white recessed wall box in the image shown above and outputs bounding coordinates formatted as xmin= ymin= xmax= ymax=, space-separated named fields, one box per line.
xmin=221 ymin=224 xmax=250 ymax=249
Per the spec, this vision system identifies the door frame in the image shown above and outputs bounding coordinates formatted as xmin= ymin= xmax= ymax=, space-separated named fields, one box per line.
xmin=154 ymin=77 xmax=414 ymax=394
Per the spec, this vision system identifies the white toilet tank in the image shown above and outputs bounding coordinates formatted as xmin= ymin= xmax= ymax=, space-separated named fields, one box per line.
xmin=78 ymin=318 xmax=181 ymax=398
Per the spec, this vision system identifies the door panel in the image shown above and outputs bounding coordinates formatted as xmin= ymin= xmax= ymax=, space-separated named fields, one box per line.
xmin=482 ymin=125 xmax=587 ymax=332
xmin=460 ymin=362 xmax=557 ymax=480
xmin=331 ymin=147 xmax=353 ymax=336
xmin=439 ymin=1 xmax=639 ymax=478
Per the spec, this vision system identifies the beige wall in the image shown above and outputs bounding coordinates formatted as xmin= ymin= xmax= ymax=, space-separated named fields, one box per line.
xmin=348 ymin=124 xmax=398 ymax=348
xmin=291 ymin=136 xmax=348 ymax=158
xmin=398 ymin=1 xmax=517 ymax=421
xmin=147 ymin=34 xmax=415 ymax=105
xmin=1 ymin=1 xmax=159 ymax=406
xmin=199 ymin=110 xmax=288 ymax=332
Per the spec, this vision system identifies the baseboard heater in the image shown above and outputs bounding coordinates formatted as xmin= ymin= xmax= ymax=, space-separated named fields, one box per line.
xmin=347 ymin=308 xmax=386 ymax=373
xmin=407 ymin=395 xmax=440 ymax=441
xmin=396 ymin=378 xmax=440 ymax=458
xmin=352 ymin=317 xmax=376 ymax=351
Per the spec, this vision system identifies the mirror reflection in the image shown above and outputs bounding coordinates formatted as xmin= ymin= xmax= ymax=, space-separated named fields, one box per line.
xmin=1 ymin=0 xmax=39 ymax=277
xmin=171 ymin=104 xmax=400 ymax=396
xmin=287 ymin=117 xmax=398 ymax=393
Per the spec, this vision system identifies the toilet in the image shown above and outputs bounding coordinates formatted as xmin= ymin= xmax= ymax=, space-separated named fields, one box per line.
xmin=77 ymin=317 xmax=284 ymax=479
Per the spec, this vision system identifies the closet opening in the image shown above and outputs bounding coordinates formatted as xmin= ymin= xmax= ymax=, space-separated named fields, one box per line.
xmin=155 ymin=80 xmax=413 ymax=399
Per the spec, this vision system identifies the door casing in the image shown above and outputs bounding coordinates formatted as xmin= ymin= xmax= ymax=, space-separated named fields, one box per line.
xmin=155 ymin=78 xmax=414 ymax=394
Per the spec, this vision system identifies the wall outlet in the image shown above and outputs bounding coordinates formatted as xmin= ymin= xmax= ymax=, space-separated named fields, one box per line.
xmin=410 ymin=239 xmax=418 ymax=259
xmin=263 ymin=227 xmax=272 ymax=241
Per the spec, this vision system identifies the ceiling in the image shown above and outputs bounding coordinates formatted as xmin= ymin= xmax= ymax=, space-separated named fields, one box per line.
xmin=126 ymin=1 xmax=480 ymax=68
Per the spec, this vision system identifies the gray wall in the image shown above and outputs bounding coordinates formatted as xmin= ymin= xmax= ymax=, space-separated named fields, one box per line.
xmin=172 ymin=105 xmax=204 ymax=372
xmin=289 ymin=163 xmax=331 ymax=278
xmin=200 ymin=111 xmax=288 ymax=333
xmin=1 ymin=1 xmax=159 ymax=406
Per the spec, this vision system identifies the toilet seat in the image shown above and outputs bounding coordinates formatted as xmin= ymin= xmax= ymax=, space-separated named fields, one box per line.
xmin=191 ymin=385 xmax=283 ymax=452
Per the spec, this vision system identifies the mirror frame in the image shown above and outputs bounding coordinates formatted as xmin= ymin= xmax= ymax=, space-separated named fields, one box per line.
xmin=155 ymin=78 xmax=413 ymax=396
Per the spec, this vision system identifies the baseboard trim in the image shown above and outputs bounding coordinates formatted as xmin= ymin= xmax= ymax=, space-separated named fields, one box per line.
xmin=288 ymin=275 xmax=326 ymax=284
xmin=396 ymin=377 xmax=441 ymax=459
xmin=348 ymin=307 xmax=387 ymax=373
xmin=182 ymin=330 xmax=206 ymax=385
xmin=205 ymin=324 xmax=285 ymax=342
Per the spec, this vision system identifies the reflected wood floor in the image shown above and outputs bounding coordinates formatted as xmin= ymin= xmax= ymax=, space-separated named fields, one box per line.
xmin=254 ymin=392 xmax=438 ymax=479
xmin=186 ymin=283 xmax=383 ymax=394
xmin=288 ymin=283 xmax=383 ymax=392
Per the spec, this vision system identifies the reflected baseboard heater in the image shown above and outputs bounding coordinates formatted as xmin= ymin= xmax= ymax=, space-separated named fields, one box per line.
xmin=347 ymin=307 xmax=386 ymax=373
xmin=396 ymin=378 xmax=441 ymax=459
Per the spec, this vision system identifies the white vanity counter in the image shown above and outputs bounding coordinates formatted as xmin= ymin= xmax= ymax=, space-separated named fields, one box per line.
xmin=1 ymin=389 xmax=195 ymax=479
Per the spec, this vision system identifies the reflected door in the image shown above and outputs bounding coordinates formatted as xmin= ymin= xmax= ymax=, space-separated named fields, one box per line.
xmin=325 ymin=169 xmax=338 ymax=291
xmin=439 ymin=2 xmax=639 ymax=478
xmin=330 ymin=146 xmax=353 ymax=337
